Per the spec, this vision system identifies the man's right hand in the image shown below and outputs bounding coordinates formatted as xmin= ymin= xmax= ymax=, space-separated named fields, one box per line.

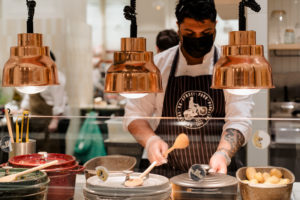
xmin=145 ymin=135 xmax=168 ymax=166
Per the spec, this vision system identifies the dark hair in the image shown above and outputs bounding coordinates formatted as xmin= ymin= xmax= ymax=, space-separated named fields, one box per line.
xmin=175 ymin=0 xmax=217 ymax=24
xmin=50 ymin=51 xmax=56 ymax=62
xmin=156 ymin=29 xmax=180 ymax=52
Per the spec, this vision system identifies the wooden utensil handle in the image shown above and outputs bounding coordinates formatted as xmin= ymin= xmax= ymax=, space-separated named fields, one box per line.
xmin=163 ymin=146 xmax=175 ymax=158
xmin=15 ymin=160 xmax=58 ymax=177
xmin=139 ymin=161 xmax=157 ymax=179
xmin=4 ymin=109 xmax=14 ymax=143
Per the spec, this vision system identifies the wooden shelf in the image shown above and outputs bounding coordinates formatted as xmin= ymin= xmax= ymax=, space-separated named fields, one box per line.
xmin=269 ymin=44 xmax=300 ymax=50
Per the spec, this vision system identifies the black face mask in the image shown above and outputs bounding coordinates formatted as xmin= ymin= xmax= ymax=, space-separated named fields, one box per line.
xmin=182 ymin=33 xmax=214 ymax=58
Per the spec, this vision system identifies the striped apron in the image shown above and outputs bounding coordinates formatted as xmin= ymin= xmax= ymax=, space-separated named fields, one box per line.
xmin=153 ymin=47 xmax=226 ymax=177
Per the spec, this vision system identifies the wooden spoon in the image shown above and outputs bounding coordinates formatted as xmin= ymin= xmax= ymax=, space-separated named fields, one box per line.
xmin=0 ymin=160 xmax=58 ymax=182
xmin=163 ymin=133 xmax=189 ymax=157
xmin=4 ymin=109 xmax=14 ymax=144
xmin=124 ymin=133 xmax=189 ymax=187
xmin=124 ymin=161 xmax=157 ymax=187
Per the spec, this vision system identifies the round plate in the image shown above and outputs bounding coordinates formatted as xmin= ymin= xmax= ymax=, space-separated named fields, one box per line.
xmin=85 ymin=172 xmax=171 ymax=197
xmin=252 ymin=130 xmax=271 ymax=149
xmin=0 ymin=168 xmax=49 ymax=187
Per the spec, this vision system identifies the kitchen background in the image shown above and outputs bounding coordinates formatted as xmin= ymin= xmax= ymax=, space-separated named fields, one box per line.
xmin=0 ymin=0 xmax=299 ymax=181
xmin=269 ymin=0 xmax=300 ymax=101
xmin=268 ymin=0 xmax=300 ymax=182
xmin=0 ymin=0 xmax=242 ymax=154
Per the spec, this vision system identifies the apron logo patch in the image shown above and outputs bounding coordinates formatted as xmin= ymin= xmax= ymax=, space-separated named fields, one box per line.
xmin=176 ymin=91 xmax=214 ymax=129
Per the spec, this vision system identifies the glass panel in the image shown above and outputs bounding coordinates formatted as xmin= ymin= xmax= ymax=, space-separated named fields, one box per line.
xmin=0 ymin=113 xmax=299 ymax=199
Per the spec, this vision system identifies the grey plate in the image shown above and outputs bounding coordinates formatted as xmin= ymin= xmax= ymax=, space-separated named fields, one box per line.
xmin=85 ymin=172 xmax=171 ymax=197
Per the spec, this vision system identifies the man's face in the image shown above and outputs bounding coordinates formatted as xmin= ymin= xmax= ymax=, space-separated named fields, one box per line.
xmin=178 ymin=18 xmax=216 ymax=40
xmin=177 ymin=18 xmax=216 ymax=58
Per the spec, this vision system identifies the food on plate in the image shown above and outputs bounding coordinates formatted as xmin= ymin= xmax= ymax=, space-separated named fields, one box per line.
xmin=253 ymin=133 xmax=263 ymax=148
xmin=124 ymin=178 xmax=143 ymax=187
xmin=265 ymin=176 xmax=280 ymax=184
xmin=243 ymin=167 xmax=290 ymax=185
xmin=279 ymin=178 xmax=290 ymax=185
xmin=262 ymin=172 xmax=271 ymax=180
xmin=254 ymin=172 xmax=264 ymax=183
xmin=96 ymin=166 xmax=109 ymax=182
xmin=270 ymin=168 xmax=283 ymax=178
xmin=242 ymin=180 xmax=249 ymax=184
xmin=249 ymin=179 xmax=259 ymax=184
xmin=246 ymin=167 xmax=256 ymax=180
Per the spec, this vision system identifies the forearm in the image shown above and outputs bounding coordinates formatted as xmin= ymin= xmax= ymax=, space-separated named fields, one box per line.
xmin=48 ymin=114 xmax=62 ymax=132
xmin=128 ymin=119 xmax=156 ymax=147
xmin=216 ymin=128 xmax=245 ymax=159
xmin=224 ymin=90 xmax=254 ymax=145
xmin=52 ymin=113 xmax=63 ymax=120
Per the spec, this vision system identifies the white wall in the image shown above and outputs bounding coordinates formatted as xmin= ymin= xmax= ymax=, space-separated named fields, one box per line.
xmin=105 ymin=0 xmax=130 ymax=51
xmin=86 ymin=0 xmax=240 ymax=56
xmin=0 ymin=0 xmax=93 ymax=155
xmin=136 ymin=0 xmax=239 ymax=53
xmin=247 ymin=0 xmax=269 ymax=166
xmin=87 ymin=0 xmax=104 ymax=50
xmin=0 ymin=0 xmax=93 ymax=108
xmin=136 ymin=0 xmax=168 ymax=53
xmin=2 ymin=0 xmax=86 ymax=21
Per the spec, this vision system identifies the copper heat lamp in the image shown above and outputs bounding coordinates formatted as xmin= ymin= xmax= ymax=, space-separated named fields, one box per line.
xmin=2 ymin=0 xmax=59 ymax=94
xmin=211 ymin=0 xmax=274 ymax=95
xmin=104 ymin=0 xmax=163 ymax=98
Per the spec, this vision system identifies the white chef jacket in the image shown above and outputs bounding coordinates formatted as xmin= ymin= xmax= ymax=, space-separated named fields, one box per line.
xmin=93 ymin=67 xmax=104 ymax=91
xmin=124 ymin=45 xmax=254 ymax=145
xmin=21 ymin=71 xmax=69 ymax=116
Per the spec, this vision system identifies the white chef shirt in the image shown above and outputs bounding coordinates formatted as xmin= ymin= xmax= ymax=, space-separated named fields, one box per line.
xmin=93 ymin=67 xmax=104 ymax=91
xmin=21 ymin=71 xmax=69 ymax=116
xmin=124 ymin=45 xmax=254 ymax=145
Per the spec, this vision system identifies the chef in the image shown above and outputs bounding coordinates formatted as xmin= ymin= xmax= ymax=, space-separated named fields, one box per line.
xmin=124 ymin=0 xmax=254 ymax=177
xmin=20 ymin=51 xmax=70 ymax=154
xmin=156 ymin=29 xmax=179 ymax=53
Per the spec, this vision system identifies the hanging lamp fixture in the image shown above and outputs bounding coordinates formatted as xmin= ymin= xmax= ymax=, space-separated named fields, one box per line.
xmin=2 ymin=0 xmax=59 ymax=94
xmin=104 ymin=0 xmax=163 ymax=99
xmin=211 ymin=0 xmax=274 ymax=95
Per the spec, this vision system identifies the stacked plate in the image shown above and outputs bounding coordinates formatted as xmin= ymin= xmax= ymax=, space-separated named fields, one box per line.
xmin=84 ymin=172 xmax=171 ymax=200
xmin=0 ymin=168 xmax=50 ymax=200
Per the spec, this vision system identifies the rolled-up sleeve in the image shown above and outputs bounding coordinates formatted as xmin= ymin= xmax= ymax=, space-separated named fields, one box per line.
xmin=51 ymin=86 xmax=66 ymax=116
xmin=20 ymin=94 xmax=30 ymax=110
xmin=49 ymin=72 xmax=67 ymax=116
xmin=223 ymin=90 xmax=255 ymax=145
xmin=123 ymin=93 xmax=157 ymax=131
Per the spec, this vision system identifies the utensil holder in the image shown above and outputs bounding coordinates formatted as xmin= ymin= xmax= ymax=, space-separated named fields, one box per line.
xmin=9 ymin=139 xmax=36 ymax=158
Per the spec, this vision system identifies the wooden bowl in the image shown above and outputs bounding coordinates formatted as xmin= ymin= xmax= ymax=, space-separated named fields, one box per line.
xmin=83 ymin=155 xmax=137 ymax=180
xmin=236 ymin=166 xmax=295 ymax=200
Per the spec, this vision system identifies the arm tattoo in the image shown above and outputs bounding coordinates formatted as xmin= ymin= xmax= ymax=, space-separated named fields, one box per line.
xmin=217 ymin=128 xmax=245 ymax=158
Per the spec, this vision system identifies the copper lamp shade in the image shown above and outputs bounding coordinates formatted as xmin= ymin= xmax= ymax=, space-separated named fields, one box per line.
xmin=2 ymin=33 xmax=59 ymax=87
xmin=105 ymin=37 xmax=163 ymax=94
xmin=211 ymin=31 xmax=274 ymax=89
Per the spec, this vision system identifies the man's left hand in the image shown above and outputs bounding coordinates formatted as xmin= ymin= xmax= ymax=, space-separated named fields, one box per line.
xmin=209 ymin=153 xmax=227 ymax=174
xmin=48 ymin=118 xmax=59 ymax=132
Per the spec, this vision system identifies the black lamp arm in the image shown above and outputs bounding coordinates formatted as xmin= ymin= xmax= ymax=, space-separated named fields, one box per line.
xmin=239 ymin=0 xmax=261 ymax=31
xmin=26 ymin=0 xmax=36 ymax=33
xmin=123 ymin=0 xmax=137 ymax=38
